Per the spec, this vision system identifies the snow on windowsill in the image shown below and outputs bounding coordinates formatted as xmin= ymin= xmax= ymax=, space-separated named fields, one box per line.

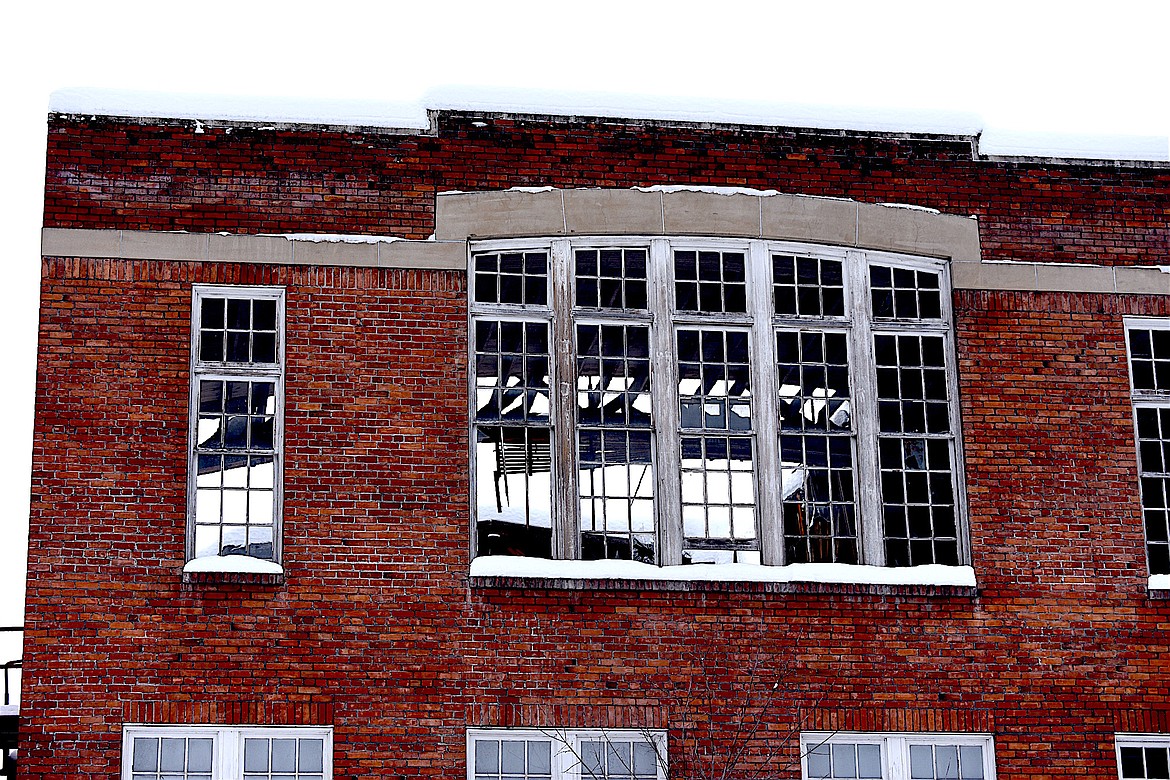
xmin=1149 ymin=574 xmax=1170 ymax=591
xmin=270 ymin=233 xmax=406 ymax=244
xmin=0 ymin=705 xmax=18 ymax=717
xmin=470 ymin=556 xmax=976 ymax=587
xmin=183 ymin=556 xmax=284 ymax=575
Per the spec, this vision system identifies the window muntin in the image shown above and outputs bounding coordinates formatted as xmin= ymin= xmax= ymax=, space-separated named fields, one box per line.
xmin=802 ymin=733 xmax=994 ymax=780
xmin=1125 ymin=320 xmax=1170 ymax=575
xmin=189 ymin=286 xmax=284 ymax=564
xmin=467 ymin=729 xmax=666 ymax=780
xmin=123 ymin=726 xmax=331 ymax=780
xmin=471 ymin=239 xmax=964 ymax=568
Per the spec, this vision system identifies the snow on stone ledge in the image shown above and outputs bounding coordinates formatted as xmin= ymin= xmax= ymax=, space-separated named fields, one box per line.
xmin=1149 ymin=574 xmax=1170 ymax=591
xmin=470 ymin=556 xmax=976 ymax=587
xmin=183 ymin=555 xmax=284 ymax=575
xmin=978 ymin=128 xmax=1170 ymax=162
xmin=274 ymin=233 xmax=406 ymax=244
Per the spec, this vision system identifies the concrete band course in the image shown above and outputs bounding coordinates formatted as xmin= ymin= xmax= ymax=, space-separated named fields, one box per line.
xmin=40 ymin=188 xmax=1170 ymax=295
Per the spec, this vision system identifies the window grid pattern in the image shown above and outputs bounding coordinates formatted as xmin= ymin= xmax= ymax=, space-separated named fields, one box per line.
xmin=471 ymin=239 xmax=964 ymax=568
xmin=871 ymin=265 xmax=942 ymax=321
xmin=806 ymin=741 xmax=883 ymax=779
xmin=774 ymin=255 xmax=845 ymax=318
xmin=908 ymin=743 xmax=986 ymax=779
xmin=674 ymin=249 xmax=747 ymax=313
xmin=190 ymin=287 xmax=283 ymax=563
xmin=243 ymin=737 xmax=325 ymax=780
xmin=575 ymin=248 xmax=649 ymax=310
xmin=581 ymin=740 xmax=659 ymax=780
xmin=875 ymin=333 xmax=958 ymax=566
xmin=474 ymin=251 xmax=549 ymax=306
xmin=473 ymin=738 xmax=553 ymax=780
xmin=777 ymin=329 xmax=858 ymax=564
xmin=1120 ymin=745 xmax=1170 ymax=779
xmin=677 ymin=328 xmax=757 ymax=562
xmin=198 ymin=295 xmax=279 ymax=365
xmin=131 ymin=736 xmax=214 ymax=780
xmin=1127 ymin=324 xmax=1170 ymax=576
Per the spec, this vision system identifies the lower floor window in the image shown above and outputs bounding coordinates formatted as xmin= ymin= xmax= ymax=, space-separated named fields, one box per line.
xmin=468 ymin=728 xmax=665 ymax=780
xmin=1118 ymin=735 xmax=1170 ymax=779
xmin=122 ymin=725 xmax=331 ymax=780
xmin=801 ymin=733 xmax=994 ymax=780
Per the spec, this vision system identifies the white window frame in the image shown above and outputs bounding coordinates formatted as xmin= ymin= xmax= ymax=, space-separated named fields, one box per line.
xmin=466 ymin=728 xmax=667 ymax=780
xmin=187 ymin=285 xmax=287 ymax=565
xmin=800 ymin=732 xmax=996 ymax=779
xmin=121 ymin=724 xmax=332 ymax=780
xmin=1116 ymin=733 xmax=1170 ymax=779
xmin=1124 ymin=316 xmax=1170 ymax=580
xmin=468 ymin=236 xmax=968 ymax=568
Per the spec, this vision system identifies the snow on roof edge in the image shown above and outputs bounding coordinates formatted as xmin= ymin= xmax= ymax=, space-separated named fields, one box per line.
xmin=48 ymin=87 xmax=1170 ymax=163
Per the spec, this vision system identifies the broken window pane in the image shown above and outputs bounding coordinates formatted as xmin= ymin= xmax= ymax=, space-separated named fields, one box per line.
xmin=674 ymin=249 xmax=748 ymax=313
xmin=773 ymin=254 xmax=846 ymax=318
xmin=577 ymin=324 xmax=652 ymax=428
xmin=777 ymin=329 xmax=857 ymax=563
xmin=475 ymin=320 xmax=551 ymax=424
xmin=677 ymin=328 xmax=752 ymax=431
xmin=870 ymin=264 xmax=942 ymax=321
xmin=474 ymin=251 xmax=549 ymax=306
xmin=579 ymin=429 xmax=655 ymax=563
xmin=575 ymin=247 xmax=649 ymax=310
xmin=476 ymin=426 xmax=553 ymax=558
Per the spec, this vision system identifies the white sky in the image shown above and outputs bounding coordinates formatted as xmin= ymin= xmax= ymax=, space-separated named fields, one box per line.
xmin=0 ymin=0 xmax=1168 ymax=637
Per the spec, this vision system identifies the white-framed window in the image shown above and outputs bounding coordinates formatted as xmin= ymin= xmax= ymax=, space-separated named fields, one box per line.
xmin=467 ymin=728 xmax=666 ymax=780
xmin=122 ymin=725 xmax=331 ymax=780
xmin=1117 ymin=734 xmax=1170 ymax=779
xmin=1125 ymin=318 xmax=1170 ymax=576
xmin=188 ymin=285 xmax=286 ymax=564
xmin=801 ymin=732 xmax=995 ymax=779
xmin=470 ymin=238 xmax=967 ymax=567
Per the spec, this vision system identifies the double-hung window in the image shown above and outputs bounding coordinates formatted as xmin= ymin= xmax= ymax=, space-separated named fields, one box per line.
xmin=122 ymin=725 xmax=330 ymax=780
xmin=1125 ymin=319 xmax=1170 ymax=577
xmin=188 ymin=286 xmax=285 ymax=565
xmin=801 ymin=733 xmax=995 ymax=779
xmin=470 ymin=238 xmax=966 ymax=568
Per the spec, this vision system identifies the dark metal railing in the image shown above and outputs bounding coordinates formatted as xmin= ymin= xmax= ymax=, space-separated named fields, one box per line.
xmin=0 ymin=626 xmax=18 ymax=779
xmin=0 ymin=627 xmax=20 ymax=709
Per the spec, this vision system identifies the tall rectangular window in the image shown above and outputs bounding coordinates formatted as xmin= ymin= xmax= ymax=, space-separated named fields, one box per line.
xmin=188 ymin=286 xmax=285 ymax=565
xmin=1125 ymin=319 xmax=1170 ymax=576
xmin=471 ymin=239 xmax=965 ymax=568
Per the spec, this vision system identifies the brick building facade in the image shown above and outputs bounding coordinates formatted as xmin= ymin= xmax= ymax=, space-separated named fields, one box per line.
xmin=20 ymin=97 xmax=1170 ymax=779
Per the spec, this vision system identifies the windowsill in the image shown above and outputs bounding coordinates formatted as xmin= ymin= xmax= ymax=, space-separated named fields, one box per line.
xmin=468 ymin=555 xmax=977 ymax=594
xmin=1149 ymin=574 xmax=1170 ymax=594
xmin=182 ymin=555 xmax=285 ymax=585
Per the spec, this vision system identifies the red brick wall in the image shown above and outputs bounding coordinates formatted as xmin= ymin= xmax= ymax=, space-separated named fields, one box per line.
xmin=43 ymin=114 xmax=1170 ymax=265
xmin=22 ymin=115 xmax=1170 ymax=778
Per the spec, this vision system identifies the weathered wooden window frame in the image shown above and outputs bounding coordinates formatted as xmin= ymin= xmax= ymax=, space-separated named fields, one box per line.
xmin=466 ymin=728 xmax=667 ymax=780
xmin=469 ymin=237 xmax=967 ymax=567
xmin=187 ymin=285 xmax=287 ymax=564
xmin=1123 ymin=316 xmax=1170 ymax=576
xmin=121 ymin=724 xmax=333 ymax=780
xmin=800 ymin=732 xmax=996 ymax=780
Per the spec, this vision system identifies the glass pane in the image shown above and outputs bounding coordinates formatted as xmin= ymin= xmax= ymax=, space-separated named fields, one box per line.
xmin=159 ymin=738 xmax=186 ymax=772
xmin=910 ymin=745 xmax=934 ymax=779
xmin=807 ymin=744 xmax=830 ymax=778
xmin=528 ymin=741 xmax=551 ymax=774
xmin=475 ymin=740 xmax=499 ymax=773
xmin=244 ymin=738 xmax=270 ymax=772
xmin=832 ymin=743 xmax=857 ymax=778
xmin=958 ymin=745 xmax=984 ymax=779
xmin=857 ymin=744 xmax=882 ymax=778
xmin=187 ymin=739 xmax=213 ymax=773
xmin=500 ymin=740 xmax=526 ymax=773
xmin=271 ymin=738 xmax=296 ymax=772
xmin=132 ymin=738 xmax=159 ymax=772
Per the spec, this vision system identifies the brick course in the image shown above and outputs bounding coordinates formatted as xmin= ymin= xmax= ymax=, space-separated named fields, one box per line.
xmin=21 ymin=112 xmax=1170 ymax=779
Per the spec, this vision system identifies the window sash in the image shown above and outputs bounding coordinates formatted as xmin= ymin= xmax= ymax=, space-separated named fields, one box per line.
xmin=188 ymin=285 xmax=286 ymax=564
xmin=466 ymin=728 xmax=667 ymax=780
xmin=800 ymin=732 xmax=995 ymax=780
xmin=469 ymin=238 xmax=965 ymax=567
xmin=122 ymin=725 xmax=332 ymax=780
xmin=1116 ymin=734 xmax=1170 ymax=780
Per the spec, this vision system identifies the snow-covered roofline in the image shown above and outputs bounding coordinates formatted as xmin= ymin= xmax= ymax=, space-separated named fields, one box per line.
xmin=48 ymin=86 xmax=1170 ymax=163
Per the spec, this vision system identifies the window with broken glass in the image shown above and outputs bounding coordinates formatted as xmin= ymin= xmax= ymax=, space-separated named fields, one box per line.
xmin=470 ymin=239 xmax=965 ymax=567
xmin=188 ymin=285 xmax=285 ymax=563
xmin=1125 ymin=319 xmax=1170 ymax=575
